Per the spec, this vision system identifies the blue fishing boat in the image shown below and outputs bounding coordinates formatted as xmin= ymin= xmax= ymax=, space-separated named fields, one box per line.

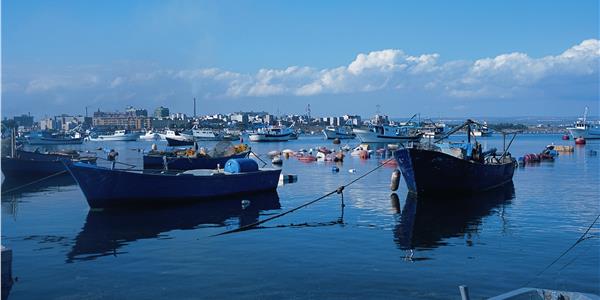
xmin=65 ymin=158 xmax=282 ymax=208
xmin=394 ymin=120 xmax=517 ymax=195
xmin=143 ymin=151 xmax=250 ymax=170
xmin=1 ymin=149 xmax=97 ymax=178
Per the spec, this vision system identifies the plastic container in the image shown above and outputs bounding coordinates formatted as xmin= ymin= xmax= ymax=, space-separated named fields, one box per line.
xmin=224 ymin=158 xmax=259 ymax=173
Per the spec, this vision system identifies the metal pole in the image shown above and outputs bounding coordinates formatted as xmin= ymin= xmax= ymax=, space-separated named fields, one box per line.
xmin=11 ymin=128 xmax=16 ymax=158
xmin=459 ymin=285 xmax=470 ymax=300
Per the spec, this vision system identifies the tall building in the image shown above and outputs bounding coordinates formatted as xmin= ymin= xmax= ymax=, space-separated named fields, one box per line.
xmin=154 ymin=106 xmax=170 ymax=119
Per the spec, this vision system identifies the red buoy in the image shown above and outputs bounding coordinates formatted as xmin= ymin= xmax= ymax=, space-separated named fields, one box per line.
xmin=575 ymin=137 xmax=586 ymax=145
xmin=562 ymin=134 xmax=570 ymax=140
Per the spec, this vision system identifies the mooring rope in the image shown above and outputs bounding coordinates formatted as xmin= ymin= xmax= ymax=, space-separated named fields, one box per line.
xmin=1 ymin=170 xmax=69 ymax=195
xmin=524 ymin=214 xmax=600 ymax=286
xmin=213 ymin=157 xmax=396 ymax=236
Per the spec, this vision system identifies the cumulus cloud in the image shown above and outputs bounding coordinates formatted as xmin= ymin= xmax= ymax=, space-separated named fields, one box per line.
xmin=3 ymin=39 xmax=598 ymax=116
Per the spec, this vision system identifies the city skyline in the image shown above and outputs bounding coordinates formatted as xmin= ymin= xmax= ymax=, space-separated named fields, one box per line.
xmin=2 ymin=1 xmax=599 ymax=118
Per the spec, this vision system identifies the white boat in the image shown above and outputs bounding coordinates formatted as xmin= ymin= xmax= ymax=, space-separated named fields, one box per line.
xmin=249 ymin=125 xmax=294 ymax=142
xmin=90 ymin=130 xmax=138 ymax=141
xmin=420 ymin=122 xmax=446 ymax=139
xmin=567 ymin=107 xmax=600 ymax=139
xmin=354 ymin=124 xmax=421 ymax=143
xmin=470 ymin=121 xmax=492 ymax=137
xmin=25 ymin=132 xmax=84 ymax=145
xmin=192 ymin=128 xmax=222 ymax=141
xmin=322 ymin=126 xmax=356 ymax=139
xmin=139 ymin=130 xmax=161 ymax=141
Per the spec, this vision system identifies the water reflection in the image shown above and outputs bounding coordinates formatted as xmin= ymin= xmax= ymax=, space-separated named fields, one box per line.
xmin=66 ymin=191 xmax=281 ymax=263
xmin=393 ymin=183 xmax=515 ymax=255
xmin=1 ymin=175 xmax=77 ymax=217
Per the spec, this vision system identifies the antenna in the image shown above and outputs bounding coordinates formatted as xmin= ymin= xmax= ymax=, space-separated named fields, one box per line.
xmin=193 ymin=98 xmax=197 ymax=118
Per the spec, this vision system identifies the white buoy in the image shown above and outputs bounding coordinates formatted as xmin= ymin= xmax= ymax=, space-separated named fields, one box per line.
xmin=241 ymin=200 xmax=251 ymax=209
xmin=348 ymin=169 xmax=356 ymax=173
xmin=272 ymin=156 xmax=283 ymax=165
xmin=151 ymin=143 xmax=158 ymax=151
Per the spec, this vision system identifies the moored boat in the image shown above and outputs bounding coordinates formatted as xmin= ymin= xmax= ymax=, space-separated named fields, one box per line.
xmin=322 ymin=126 xmax=356 ymax=139
xmin=25 ymin=132 xmax=84 ymax=145
xmin=354 ymin=124 xmax=422 ymax=143
xmin=1 ymin=149 xmax=97 ymax=178
xmin=192 ymin=128 xmax=223 ymax=141
xmin=567 ymin=107 xmax=600 ymax=139
xmin=90 ymin=130 xmax=138 ymax=141
xmin=249 ymin=125 xmax=294 ymax=142
xmin=470 ymin=121 xmax=492 ymax=137
xmin=394 ymin=120 xmax=516 ymax=195
xmin=65 ymin=158 xmax=282 ymax=208
xmin=139 ymin=130 xmax=161 ymax=141
xmin=163 ymin=130 xmax=195 ymax=146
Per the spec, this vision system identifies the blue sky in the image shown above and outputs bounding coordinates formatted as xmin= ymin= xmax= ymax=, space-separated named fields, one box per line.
xmin=2 ymin=0 xmax=599 ymax=118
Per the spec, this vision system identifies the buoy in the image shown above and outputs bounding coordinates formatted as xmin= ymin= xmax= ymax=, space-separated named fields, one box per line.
xmin=268 ymin=150 xmax=280 ymax=158
xmin=272 ymin=156 xmax=283 ymax=165
xmin=390 ymin=193 xmax=400 ymax=213
xmin=332 ymin=166 xmax=339 ymax=173
xmin=562 ymin=134 xmax=570 ymax=140
xmin=359 ymin=150 xmax=369 ymax=160
xmin=348 ymin=169 xmax=356 ymax=173
xmin=390 ymin=169 xmax=401 ymax=191
xmin=333 ymin=138 xmax=341 ymax=145
xmin=241 ymin=200 xmax=251 ymax=209
xmin=575 ymin=137 xmax=586 ymax=145
xmin=279 ymin=174 xmax=298 ymax=183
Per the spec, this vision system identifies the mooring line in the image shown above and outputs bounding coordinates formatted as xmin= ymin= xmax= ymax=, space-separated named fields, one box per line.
xmin=1 ymin=170 xmax=69 ymax=195
xmin=213 ymin=157 xmax=395 ymax=237
xmin=524 ymin=214 xmax=600 ymax=286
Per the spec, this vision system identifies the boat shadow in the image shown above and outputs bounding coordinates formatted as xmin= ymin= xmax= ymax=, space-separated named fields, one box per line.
xmin=65 ymin=191 xmax=281 ymax=263
xmin=393 ymin=182 xmax=515 ymax=257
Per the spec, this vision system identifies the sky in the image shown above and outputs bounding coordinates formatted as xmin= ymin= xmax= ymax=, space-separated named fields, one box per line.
xmin=2 ymin=0 xmax=599 ymax=119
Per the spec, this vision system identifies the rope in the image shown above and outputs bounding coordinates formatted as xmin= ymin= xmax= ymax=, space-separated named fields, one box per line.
xmin=1 ymin=170 xmax=69 ymax=195
xmin=525 ymin=214 xmax=600 ymax=286
xmin=213 ymin=157 xmax=395 ymax=236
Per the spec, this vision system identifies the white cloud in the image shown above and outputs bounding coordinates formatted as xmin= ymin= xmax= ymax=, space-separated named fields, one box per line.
xmin=5 ymin=39 xmax=599 ymax=114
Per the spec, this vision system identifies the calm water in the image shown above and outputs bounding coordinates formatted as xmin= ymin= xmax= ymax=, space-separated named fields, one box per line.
xmin=2 ymin=134 xmax=599 ymax=299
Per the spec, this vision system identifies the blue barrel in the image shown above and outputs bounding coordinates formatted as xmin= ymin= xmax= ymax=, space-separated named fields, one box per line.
xmin=224 ymin=158 xmax=259 ymax=173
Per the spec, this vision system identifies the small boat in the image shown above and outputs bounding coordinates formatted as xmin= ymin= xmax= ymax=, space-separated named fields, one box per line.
xmin=470 ymin=121 xmax=492 ymax=137
xmin=394 ymin=120 xmax=516 ymax=195
xmin=139 ymin=130 xmax=161 ymax=141
xmin=192 ymin=128 xmax=223 ymax=141
xmin=297 ymin=155 xmax=317 ymax=162
xmin=90 ymin=130 xmax=139 ymax=141
xmin=249 ymin=124 xmax=294 ymax=142
xmin=65 ymin=158 xmax=282 ymax=208
xmin=353 ymin=124 xmax=422 ymax=143
xmin=567 ymin=107 xmax=600 ymax=139
xmin=419 ymin=121 xmax=447 ymax=139
xmin=1 ymin=149 xmax=97 ymax=178
xmin=163 ymin=130 xmax=195 ymax=146
xmin=25 ymin=132 xmax=84 ymax=145
xmin=322 ymin=126 xmax=356 ymax=139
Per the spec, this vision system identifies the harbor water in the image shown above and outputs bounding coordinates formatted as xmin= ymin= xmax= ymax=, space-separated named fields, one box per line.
xmin=1 ymin=134 xmax=599 ymax=299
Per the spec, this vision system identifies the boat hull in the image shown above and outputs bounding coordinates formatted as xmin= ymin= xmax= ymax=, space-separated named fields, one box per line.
xmin=354 ymin=129 xmax=421 ymax=143
xmin=322 ymin=130 xmax=355 ymax=139
xmin=91 ymin=134 xmax=139 ymax=141
xmin=26 ymin=137 xmax=84 ymax=145
xmin=165 ymin=137 xmax=195 ymax=146
xmin=143 ymin=151 xmax=249 ymax=170
xmin=394 ymin=148 xmax=515 ymax=194
xmin=65 ymin=163 xmax=282 ymax=208
xmin=567 ymin=127 xmax=600 ymax=139
xmin=1 ymin=151 xmax=97 ymax=178
xmin=249 ymin=133 xmax=292 ymax=142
